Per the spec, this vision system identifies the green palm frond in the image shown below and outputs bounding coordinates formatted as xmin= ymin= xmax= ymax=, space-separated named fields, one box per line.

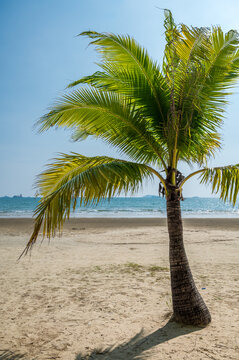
xmin=162 ymin=14 xmax=239 ymax=164
xmin=78 ymin=31 xmax=170 ymax=124
xmin=199 ymin=165 xmax=239 ymax=205
xmin=65 ymin=25 xmax=239 ymax=168
xmin=68 ymin=31 xmax=171 ymax=150
xmin=164 ymin=15 xmax=239 ymax=111
xmin=190 ymin=27 xmax=239 ymax=128
xmin=178 ymin=131 xmax=221 ymax=166
xmin=38 ymin=87 xmax=167 ymax=166
xmin=162 ymin=9 xmax=181 ymax=81
xmin=161 ymin=12 xmax=222 ymax=164
xmin=67 ymin=63 xmax=171 ymax=157
xmin=21 ymin=153 xmax=158 ymax=257
xmin=68 ymin=61 xmax=170 ymax=131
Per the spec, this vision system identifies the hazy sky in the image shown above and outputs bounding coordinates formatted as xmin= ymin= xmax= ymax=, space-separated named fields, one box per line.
xmin=1 ymin=0 xmax=239 ymax=197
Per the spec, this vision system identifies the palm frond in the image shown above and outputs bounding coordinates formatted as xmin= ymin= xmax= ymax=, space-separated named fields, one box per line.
xmin=199 ymin=164 xmax=239 ymax=205
xmin=79 ymin=31 xmax=170 ymax=124
xmin=66 ymin=27 xmax=239 ymax=168
xmin=67 ymin=63 xmax=171 ymax=157
xmin=68 ymin=62 xmax=170 ymax=128
xmin=21 ymin=154 xmax=157 ymax=257
xmin=162 ymin=9 xmax=181 ymax=81
xmin=165 ymin=22 xmax=239 ymax=164
xmin=38 ymin=87 xmax=167 ymax=166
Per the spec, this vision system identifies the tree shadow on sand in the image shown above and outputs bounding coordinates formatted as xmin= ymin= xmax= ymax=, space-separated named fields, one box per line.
xmin=75 ymin=319 xmax=203 ymax=359
xmin=0 ymin=351 xmax=26 ymax=360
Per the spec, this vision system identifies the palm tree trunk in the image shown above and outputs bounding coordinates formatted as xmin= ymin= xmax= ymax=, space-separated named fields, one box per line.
xmin=166 ymin=190 xmax=211 ymax=325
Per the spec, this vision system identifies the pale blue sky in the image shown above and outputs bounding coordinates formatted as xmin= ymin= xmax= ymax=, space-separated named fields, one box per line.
xmin=1 ymin=0 xmax=239 ymax=197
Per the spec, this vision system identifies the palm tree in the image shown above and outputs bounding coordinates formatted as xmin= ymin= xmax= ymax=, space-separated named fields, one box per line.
xmin=23 ymin=11 xmax=239 ymax=326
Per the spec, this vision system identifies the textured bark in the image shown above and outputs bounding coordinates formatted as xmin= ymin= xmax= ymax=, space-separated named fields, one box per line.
xmin=167 ymin=189 xmax=211 ymax=326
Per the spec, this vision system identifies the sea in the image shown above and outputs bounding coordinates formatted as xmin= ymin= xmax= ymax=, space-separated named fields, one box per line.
xmin=0 ymin=196 xmax=239 ymax=218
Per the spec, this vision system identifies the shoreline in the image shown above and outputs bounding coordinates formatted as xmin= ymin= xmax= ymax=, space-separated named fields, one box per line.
xmin=0 ymin=217 xmax=239 ymax=234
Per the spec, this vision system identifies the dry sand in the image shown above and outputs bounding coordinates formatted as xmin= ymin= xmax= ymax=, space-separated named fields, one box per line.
xmin=0 ymin=217 xmax=238 ymax=359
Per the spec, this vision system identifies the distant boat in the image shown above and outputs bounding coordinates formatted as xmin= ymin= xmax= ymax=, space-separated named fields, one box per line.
xmin=13 ymin=194 xmax=23 ymax=198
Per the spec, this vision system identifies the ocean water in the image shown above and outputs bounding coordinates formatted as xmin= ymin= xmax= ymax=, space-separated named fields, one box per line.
xmin=0 ymin=196 xmax=239 ymax=218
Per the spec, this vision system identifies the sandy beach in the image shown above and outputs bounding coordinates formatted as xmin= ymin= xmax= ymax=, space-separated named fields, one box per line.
xmin=0 ymin=217 xmax=238 ymax=359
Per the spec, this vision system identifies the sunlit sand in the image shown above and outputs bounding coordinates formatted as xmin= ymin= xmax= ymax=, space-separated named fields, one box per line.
xmin=0 ymin=218 xmax=238 ymax=359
